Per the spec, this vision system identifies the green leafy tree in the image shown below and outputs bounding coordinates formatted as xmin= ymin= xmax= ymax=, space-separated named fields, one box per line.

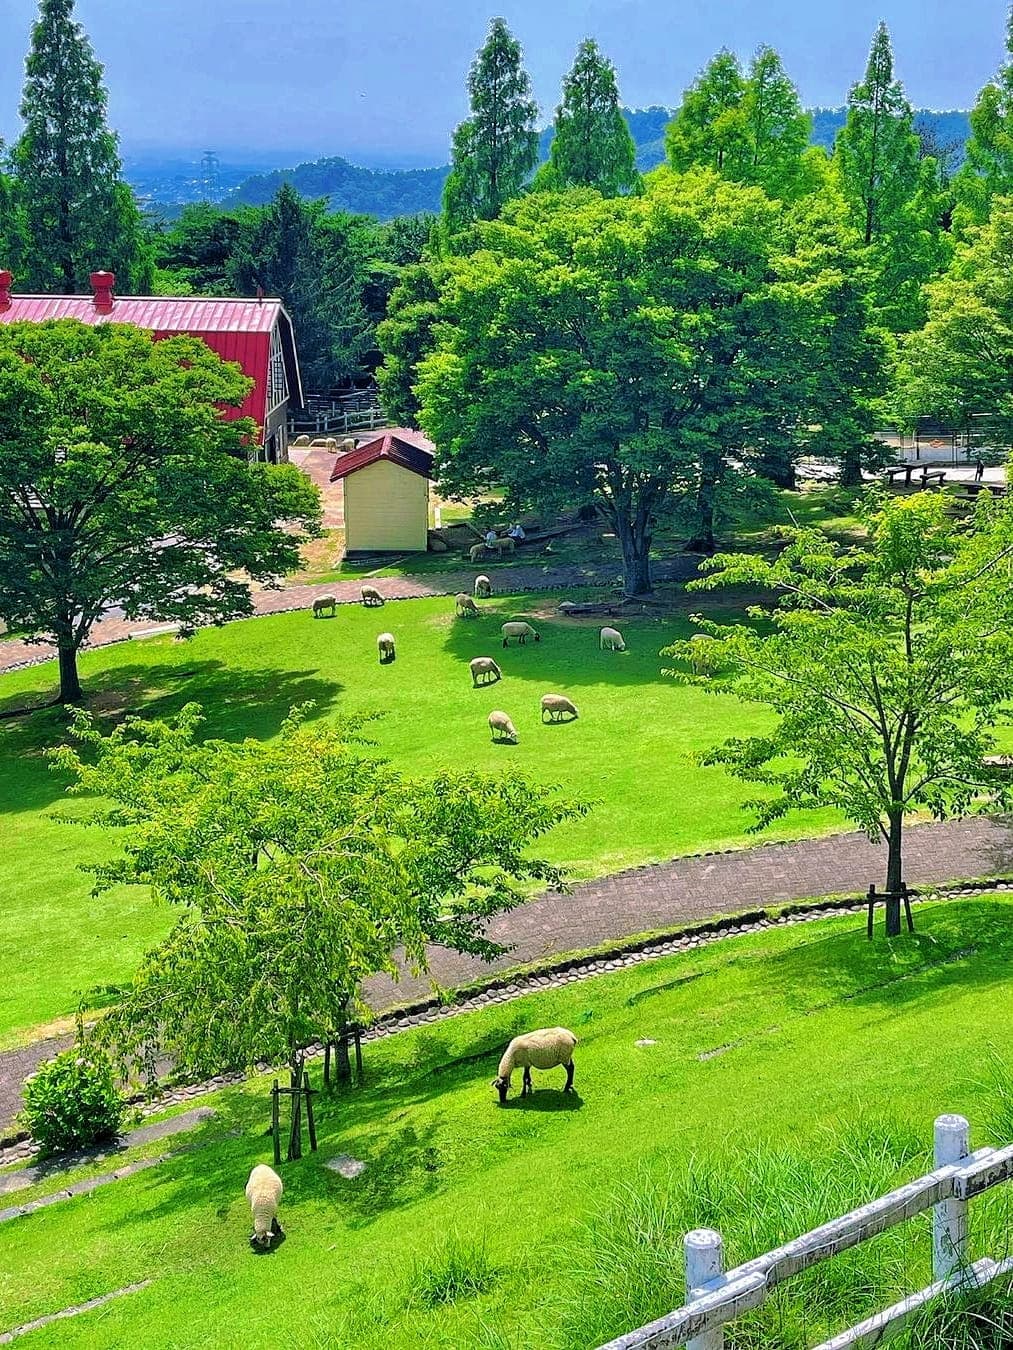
xmin=12 ymin=0 xmax=149 ymax=293
xmin=740 ymin=46 xmax=812 ymax=199
xmin=664 ymin=493 xmax=1013 ymax=932
xmin=413 ymin=171 xmax=851 ymax=592
xmin=537 ymin=39 xmax=638 ymax=196
xmin=55 ymin=705 xmax=584 ymax=1158
xmin=376 ymin=256 xmax=450 ymax=424
xmin=153 ymin=203 xmax=245 ymax=294
xmin=898 ymin=199 xmax=1013 ymax=442
xmin=0 ymin=319 xmax=321 ymax=704
xmin=666 ymin=50 xmax=748 ymax=175
xmin=442 ymin=18 xmax=539 ymax=231
xmin=955 ymin=7 xmax=1013 ymax=225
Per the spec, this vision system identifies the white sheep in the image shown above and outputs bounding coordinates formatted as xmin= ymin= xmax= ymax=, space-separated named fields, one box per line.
xmin=689 ymin=633 xmax=720 ymax=676
xmin=492 ymin=1027 xmax=577 ymax=1104
xmin=488 ymin=710 xmax=518 ymax=743
xmin=456 ymin=593 xmax=480 ymax=617
xmin=501 ymin=621 xmax=540 ymax=647
xmin=377 ymin=632 xmax=396 ymax=664
xmin=541 ymin=693 xmax=578 ymax=722
xmin=246 ymin=1163 xmax=284 ymax=1248
xmin=312 ymin=594 xmax=337 ymax=618
xmin=361 ymin=585 xmax=384 ymax=608
xmin=469 ymin=542 xmax=488 ymax=563
xmin=490 ymin=536 xmax=515 ymax=555
xmin=340 ymin=438 xmax=355 ymax=453
xmin=474 ymin=575 xmax=492 ymax=599
xmin=293 ymin=435 xmax=311 ymax=448
xmin=471 ymin=657 xmax=502 ymax=687
xmin=599 ymin=626 xmax=626 ymax=651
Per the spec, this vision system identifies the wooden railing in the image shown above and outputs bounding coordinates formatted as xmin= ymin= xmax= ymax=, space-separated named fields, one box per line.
xmin=600 ymin=1114 xmax=1013 ymax=1350
xmin=289 ymin=392 xmax=386 ymax=437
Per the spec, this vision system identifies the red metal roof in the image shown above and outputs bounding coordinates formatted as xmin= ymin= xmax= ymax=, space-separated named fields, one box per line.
xmin=0 ymin=292 xmax=301 ymax=431
xmin=330 ymin=430 xmax=435 ymax=482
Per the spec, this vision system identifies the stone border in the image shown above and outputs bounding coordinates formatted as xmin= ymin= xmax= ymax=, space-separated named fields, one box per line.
xmin=4 ymin=876 xmax=1006 ymax=1170
xmin=0 ymin=1283 xmax=151 ymax=1343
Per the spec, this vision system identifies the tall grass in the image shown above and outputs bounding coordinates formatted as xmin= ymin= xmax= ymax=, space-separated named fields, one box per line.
xmin=407 ymin=1232 xmax=498 ymax=1308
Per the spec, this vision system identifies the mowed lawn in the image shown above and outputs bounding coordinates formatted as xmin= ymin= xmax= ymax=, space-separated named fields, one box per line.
xmin=1 ymin=900 xmax=1012 ymax=1348
xmin=0 ymin=592 xmax=841 ymax=1046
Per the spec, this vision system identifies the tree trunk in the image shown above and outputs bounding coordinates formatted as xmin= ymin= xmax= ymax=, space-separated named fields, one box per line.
xmin=57 ymin=641 xmax=83 ymax=705
xmin=885 ymin=811 xmax=904 ymax=938
xmin=839 ymin=446 xmax=863 ymax=487
xmin=334 ymin=1001 xmax=352 ymax=1087
xmin=614 ymin=515 xmax=652 ymax=596
xmin=287 ymin=1054 xmax=304 ymax=1161
xmin=759 ymin=449 xmax=797 ymax=490
xmin=685 ymin=457 xmax=721 ymax=554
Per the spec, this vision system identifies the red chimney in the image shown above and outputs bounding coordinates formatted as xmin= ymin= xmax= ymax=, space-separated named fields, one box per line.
xmin=0 ymin=271 xmax=11 ymax=313
xmin=90 ymin=271 xmax=116 ymax=313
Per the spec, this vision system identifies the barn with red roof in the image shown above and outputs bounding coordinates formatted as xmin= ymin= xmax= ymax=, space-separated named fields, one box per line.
xmin=0 ymin=269 xmax=302 ymax=463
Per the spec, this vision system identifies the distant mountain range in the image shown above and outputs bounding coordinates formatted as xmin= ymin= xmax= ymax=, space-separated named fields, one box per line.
xmin=222 ymin=107 xmax=971 ymax=220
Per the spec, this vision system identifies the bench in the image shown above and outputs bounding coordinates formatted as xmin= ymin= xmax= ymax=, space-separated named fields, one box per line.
xmin=919 ymin=469 xmax=946 ymax=489
xmin=884 ymin=464 xmax=916 ymax=487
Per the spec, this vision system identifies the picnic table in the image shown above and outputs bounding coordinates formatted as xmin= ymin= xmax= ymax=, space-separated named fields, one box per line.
xmin=883 ymin=465 xmax=946 ymax=489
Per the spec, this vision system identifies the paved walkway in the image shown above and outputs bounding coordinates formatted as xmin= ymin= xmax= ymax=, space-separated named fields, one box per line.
xmin=1 ymin=815 xmax=1007 ymax=1135
xmin=0 ymin=557 xmax=700 ymax=677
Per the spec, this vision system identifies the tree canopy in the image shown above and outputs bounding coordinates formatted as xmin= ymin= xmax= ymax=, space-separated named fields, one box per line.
xmin=537 ymin=39 xmax=638 ymax=196
xmin=0 ymin=319 xmax=321 ymax=703
xmin=11 ymin=0 xmax=149 ymax=293
xmin=664 ymin=492 xmax=1013 ymax=928
xmin=55 ymin=703 xmax=584 ymax=1156
xmin=442 ymin=18 xmax=539 ymax=231
xmin=955 ymin=8 xmax=1013 ymax=226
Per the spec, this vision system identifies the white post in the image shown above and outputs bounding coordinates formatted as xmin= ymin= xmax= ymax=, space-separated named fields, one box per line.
xmin=685 ymin=1228 xmax=724 ymax=1350
xmin=933 ymin=1113 xmax=970 ymax=1280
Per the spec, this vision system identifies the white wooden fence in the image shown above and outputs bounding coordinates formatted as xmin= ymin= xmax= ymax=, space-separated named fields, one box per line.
xmin=600 ymin=1115 xmax=1013 ymax=1350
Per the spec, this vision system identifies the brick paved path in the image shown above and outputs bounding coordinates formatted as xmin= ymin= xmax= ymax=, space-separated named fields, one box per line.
xmin=0 ymin=557 xmax=700 ymax=677
xmin=1 ymin=815 xmax=1007 ymax=1134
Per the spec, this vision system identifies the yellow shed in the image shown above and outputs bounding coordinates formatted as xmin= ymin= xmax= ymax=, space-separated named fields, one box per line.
xmin=331 ymin=429 xmax=434 ymax=553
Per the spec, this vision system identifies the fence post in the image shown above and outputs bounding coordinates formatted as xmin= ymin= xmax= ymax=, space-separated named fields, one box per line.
xmin=685 ymin=1228 xmax=724 ymax=1350
xmin=933 ymin=1113 xmax=970 ymax=1280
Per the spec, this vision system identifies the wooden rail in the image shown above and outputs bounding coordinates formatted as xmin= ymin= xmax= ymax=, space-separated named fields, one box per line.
xmin=600 ymin=1116 xmax=1013 ymax=1350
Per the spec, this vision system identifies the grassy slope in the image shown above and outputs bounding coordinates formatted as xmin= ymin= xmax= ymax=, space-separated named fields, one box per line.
xmin=1 ymin=900 xmax=1011 ymax=1347
xmin=0 ymin=594 xmax=844 ymax=1047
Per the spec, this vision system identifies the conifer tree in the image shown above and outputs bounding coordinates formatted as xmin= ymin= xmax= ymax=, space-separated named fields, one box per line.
xmin=442 ymin=18 xmax=539 ymax=231
xmin=833 ymin=23 xmax=922 ymax=245
xmin=955 ymin=6 xmax=1013 ymax=224
xmin=540 ymin=39 xmax=638 ymax=195
xmin=741 ymin=46 xmax=811 ymax=198
xmin=666 ymin=50 xmax=747 ymax=175
xmin=12 ymin=0 xmax=148 ymax=293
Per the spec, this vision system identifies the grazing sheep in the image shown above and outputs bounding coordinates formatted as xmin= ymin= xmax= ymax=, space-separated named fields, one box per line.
xmin=340 ymin=438 xmax=355 ymax=453
xmin=312 ymin=594 xmax=337 ymax=618
xmin=246 ymin=1164 xmax=284 ymax=1248
xmin=488 ymin=710 xmax=518 ymax=743
xmin=293 ymin=435 xmax=311 ymax=448
xmin=474 ymin=575 xmax=492 ymax=599
xmin=689 ymin=633 xmax=720 ymax=676
xmin=490 ymin=536 xmax=515 ymax=555
xmin=361 ymin=585 xmax=384 ymax=608
xmin=325 ymin=437 xmax=338 ymax=450
xmin=600 ymin=626 xmax=626 ymax=651
xmin=541 ymin=693 xmax=578 ymax=722
xmin=471 ymin=657 xmax=502 ymax=687
xmin=492 ymin=1027 xmax=577 ymax=1104
xmin=456 ymin=593 xmax=480 ymax=618
xmin=469 ymin=542 xmax=488 ymax=563
xmin=377 ymin=632 xmax=396 ymax=664
xmin=501 ymin=621 xmax=540 ymax=647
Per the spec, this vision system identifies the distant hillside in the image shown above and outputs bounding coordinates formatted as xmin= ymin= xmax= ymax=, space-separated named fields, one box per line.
xmin=229 ymin=108 xmax=972 ymax=220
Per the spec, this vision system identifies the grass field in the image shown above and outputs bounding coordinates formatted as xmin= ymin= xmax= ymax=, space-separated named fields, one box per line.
xmin=1 ymin=899 xmax=1011 ymax=1348
xmin=0 ymin=590 xmax=847 ymax=1048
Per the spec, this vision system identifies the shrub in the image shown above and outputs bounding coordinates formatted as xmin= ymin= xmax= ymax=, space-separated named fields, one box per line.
xmin=21 ymin=1050 xmax=125 ymax=1154
xmin=408 ymin=1233 xmax=497 ymax=1308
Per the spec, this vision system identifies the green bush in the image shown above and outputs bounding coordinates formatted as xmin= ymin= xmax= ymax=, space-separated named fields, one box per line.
xmin=21 ymin=1051 xmax=125 ymax=1155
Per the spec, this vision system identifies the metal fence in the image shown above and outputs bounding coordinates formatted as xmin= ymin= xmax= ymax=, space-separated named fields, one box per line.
xmin=601 ymin=1114 xmax=1013 ymax=1350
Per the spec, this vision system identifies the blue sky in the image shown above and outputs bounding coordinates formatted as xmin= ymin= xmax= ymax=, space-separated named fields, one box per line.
xmin=0 ymin=0 xmax=1007 ymax=164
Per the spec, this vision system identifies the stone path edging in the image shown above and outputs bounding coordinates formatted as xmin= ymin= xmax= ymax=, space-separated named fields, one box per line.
xmin=0 ymin=1283 xmax=152 ymax=1344
xmin=2 ymin=875 xmax=1005 ymax=1172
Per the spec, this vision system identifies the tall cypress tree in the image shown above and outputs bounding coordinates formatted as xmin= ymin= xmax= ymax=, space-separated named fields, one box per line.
xmin=955 ymin=6 xmax=1013 ymax=224
xmin=833 ymin=23 xmax=922 ymax=245
xmin=442 ymin=18 xmax=539 ymax=231
xmin=665 ymin=50 xmax=747 ymax=175
xmin=13 ymin=0 xmax=147 ymax=293
xmin=541 ymin=39 xmax=638 ymax=195
xmin=741 ymin=46 xmax=811 ymax=198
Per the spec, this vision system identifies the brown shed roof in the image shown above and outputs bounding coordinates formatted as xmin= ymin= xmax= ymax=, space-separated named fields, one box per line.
xmin=329 ymin=430 xmax=435 ymax=483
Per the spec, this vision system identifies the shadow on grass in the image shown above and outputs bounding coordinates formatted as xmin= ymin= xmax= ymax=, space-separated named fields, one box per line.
xmin=502 ymin=1089 xmax=583 ymax=1112
xmin=0 ymin=658 xmax=344 ymax=817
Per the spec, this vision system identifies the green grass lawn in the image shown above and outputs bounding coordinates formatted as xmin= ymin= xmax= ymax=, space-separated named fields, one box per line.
xmin=0 ymin=592 xmax=846 ymax=1048
xmin=1 ymin=899 xmax=1011 ymax=1348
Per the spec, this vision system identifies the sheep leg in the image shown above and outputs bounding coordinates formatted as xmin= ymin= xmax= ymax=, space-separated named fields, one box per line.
xmin=564 ymin=1061 xmax=575 ymax=1092
xmin=522 ymin=1066 xmax=532 ymax=1097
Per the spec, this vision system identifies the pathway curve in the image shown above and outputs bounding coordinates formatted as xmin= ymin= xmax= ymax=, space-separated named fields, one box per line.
xmin=1 ymin=815 xmax=1007 ymax=1134
xmin=0 ymin=557 xmax=701 ymax=678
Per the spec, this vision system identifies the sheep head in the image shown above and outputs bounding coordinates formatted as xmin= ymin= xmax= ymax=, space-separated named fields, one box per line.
xmin=491 ymin=1075 xmax=510 ymax=1105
